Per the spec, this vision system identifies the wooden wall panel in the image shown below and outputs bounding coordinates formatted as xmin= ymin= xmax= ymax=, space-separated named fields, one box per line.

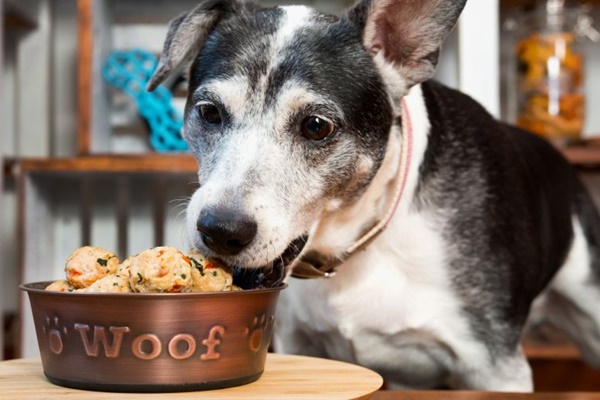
xmin=126 ymin=177 xmax=155 ymax=257
xmin=163 ymin=176 xmax=197 ymax=251
xmin=16 ymin=0 xmax=51 ymax=157
xmin=19 ymin=176 xmax=53 ymax=358
xmin=89 ymin=177 xmax=118 ymax=255
xmin=76 ymin=0 xmax=92 ymax=154
xmin=51 ymin=179 xmax=83 ymax=279
xmin=50 ymin=0 xmax=78 ymax=157
xmin=1 ymin=0 xmax=5 ymax=362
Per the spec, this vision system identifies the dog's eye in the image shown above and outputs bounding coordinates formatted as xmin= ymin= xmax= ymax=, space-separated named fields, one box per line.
xmin=199 ymin=104 xmax=222 ymax=125
xmin=301 ymin=116 xmax=334 ymax=141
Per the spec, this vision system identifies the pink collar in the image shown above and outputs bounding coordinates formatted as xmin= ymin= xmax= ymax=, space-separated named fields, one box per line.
xmin=292 ymin=98 xmax=414 ymax=279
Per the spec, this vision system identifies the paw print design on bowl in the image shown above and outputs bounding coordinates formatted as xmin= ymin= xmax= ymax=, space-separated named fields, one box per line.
xmin=43 ymin=316 xmax=68 ymax=355
xmin=245 ymin=314 xmax=275 ymax=353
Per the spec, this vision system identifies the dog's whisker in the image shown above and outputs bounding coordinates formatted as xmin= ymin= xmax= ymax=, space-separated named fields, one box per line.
xmin=266 ymin=242 xmax=276 ymax=271
xmin=170 ymin=194 xmax=191 ymax=202
xmin=177 ymin=207 xmax=187 ymax=217
xmin=179 ymin=225 xmax=190 ymax=251
xmin=168 ymin=197 xmax=191 ymax=210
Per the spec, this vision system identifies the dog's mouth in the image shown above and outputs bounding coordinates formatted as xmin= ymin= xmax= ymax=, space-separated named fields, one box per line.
xmin=232 ymin=235 xmax=308 ymax=289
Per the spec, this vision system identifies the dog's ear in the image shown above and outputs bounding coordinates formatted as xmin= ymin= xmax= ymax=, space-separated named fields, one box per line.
xmin=147 ymin=0 xmax=250 ymax=92
xmin=346 ymin=0 xmax=467 ymax=95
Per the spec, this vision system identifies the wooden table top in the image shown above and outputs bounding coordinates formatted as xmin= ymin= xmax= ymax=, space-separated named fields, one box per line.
xmin=0 ymin=354 xmax=382 ymax=399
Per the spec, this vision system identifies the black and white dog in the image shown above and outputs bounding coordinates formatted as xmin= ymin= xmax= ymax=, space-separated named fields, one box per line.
xmin=148 ymin=0 xmax=600 ymax=391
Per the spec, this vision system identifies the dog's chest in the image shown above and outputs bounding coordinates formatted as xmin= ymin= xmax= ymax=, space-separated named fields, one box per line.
xmin=282 ymin=211 xmax=469 ymax=371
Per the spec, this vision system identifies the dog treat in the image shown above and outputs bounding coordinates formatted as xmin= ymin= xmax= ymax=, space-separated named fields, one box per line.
xmin=80 ymin=273 xmax=132 ymax=293
xmin=188 ymin=249 xmax=237 ymax=292
xmin=46 ymin=246 xmax=242 ymax=293
xmin=516 ymin=32 xmax=584 ymax=141
xmin=117 ymin=255 xmax=133 ymax=275
xmin=64 ymin=246 xmax=120 ymax=289
xmin=45 ymin=280 xmax=75 ymax=292
xmin=128 ymin=247 xmax=194 ymax=293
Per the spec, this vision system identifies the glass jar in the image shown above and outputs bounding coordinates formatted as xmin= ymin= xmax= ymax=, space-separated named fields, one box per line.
xmin=514 ymin=0 xmax=596 ymax=144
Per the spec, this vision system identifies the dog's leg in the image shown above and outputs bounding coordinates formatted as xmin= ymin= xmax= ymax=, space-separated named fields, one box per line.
xmin=535 ymin=216 xmax=600 ymax=370
xmin=273 ymin=291 xmax=328 ymax=358
xmin=453 ymin=347 xmax=533 ymax=391
xmin=272 ymin=321 xmax=327 ymax=358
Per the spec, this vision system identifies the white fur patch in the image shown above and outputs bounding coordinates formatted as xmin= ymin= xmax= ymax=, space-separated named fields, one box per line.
xmin=545 ymin=217 xmax=600 ymax=340
xmin=278 ymin=6 xmax=313 ymax=43
xmin=198 ymin=76 xmax=250 ymax=122
xmin=526 ymin=216 xmax=600 ymax=371
xmin=372 ymin=51 xmax=409 ymax=105
xmin=267 ymin=6 xmax=314 ymax=75
xmin=550 ymin=217 xmax=594 ymax=300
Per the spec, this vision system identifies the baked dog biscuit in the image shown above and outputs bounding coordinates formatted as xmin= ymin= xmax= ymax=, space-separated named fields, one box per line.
xmin=45 ymin=280 xmax=75 ymax=292
xmin=81 ymin=273 xmax=132 ymax=293
xmin=64 ymin=246 xmax=120 ymax=289
xmin=128 ymin=246 xmax=194 ymax=293
xmin=189 ymin=249 xmax=236 ymax=292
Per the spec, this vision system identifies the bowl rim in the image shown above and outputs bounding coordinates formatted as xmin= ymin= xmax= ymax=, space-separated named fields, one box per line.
xmin=20 ymin=281 xmax=287 ymax=298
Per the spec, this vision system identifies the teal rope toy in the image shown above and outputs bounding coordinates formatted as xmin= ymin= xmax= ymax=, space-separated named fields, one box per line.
xmin=102 ymin=49 xmax=188 ymax=152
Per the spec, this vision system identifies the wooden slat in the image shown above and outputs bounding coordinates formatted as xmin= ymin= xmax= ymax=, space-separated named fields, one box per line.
xmin=19 ymin=155 xmax=198 ymax=175
xmin=562 ymin=145 xmax=600 ymax=168
xmin=3 ymin=0 xmax=38 ymax=31
xmin=1 ymin=0 xmax=4 ymax=359
xmin=127 ymin=177 xmax=156 ymax=256
xmin=77 ymin=0 xmax=93 ymax=155
xmin=524 ymin=343 xmax=581 ymax=360
xmin=89 ymin=177 xmax=119 ymax=257
xmin=522 ymin=323 xmax=581 ymax=361
xmin=50 ymin=0 xmax=79 ymax=157
xmin=3 ymin=12 xmax=37 ymax=30
xmin=530 ymin=359 xmax=600 ymax=392
xmin=51 ymin=179 xmax=83 ymax=279
xmin=18 ymin=175 xmax=54 ymax=358
xmin=8 ymin=145 xmax=600 ymax=177
xmin=373 ymin=392 xmax=600 ymax=400
xmin=80 ymin=177 xmax=93 ymax=246
xmin=17 ymin=0 xmax=51 ymax=157
xmin=116 ymin=177 xmax=129 ymax=258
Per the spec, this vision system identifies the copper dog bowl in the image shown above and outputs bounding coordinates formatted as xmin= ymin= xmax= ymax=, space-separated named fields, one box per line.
xmin=21 ymin=281 xmax=285 ymax=393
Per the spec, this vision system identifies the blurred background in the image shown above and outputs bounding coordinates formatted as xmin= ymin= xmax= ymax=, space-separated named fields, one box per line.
xmin=1 ymin=0 xmax=600 ymax=390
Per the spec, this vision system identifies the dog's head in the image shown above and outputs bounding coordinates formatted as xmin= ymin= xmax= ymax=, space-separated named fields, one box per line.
xmin=148 ymin=0 xmax=466 ymax=273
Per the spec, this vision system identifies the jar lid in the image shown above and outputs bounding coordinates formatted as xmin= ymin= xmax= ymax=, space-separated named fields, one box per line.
xmin=513 ymin=0 xmax=598 ymax=39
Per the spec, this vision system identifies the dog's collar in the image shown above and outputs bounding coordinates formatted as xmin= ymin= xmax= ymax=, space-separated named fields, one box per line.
xmin=292 ymin=98 xmax=414 ymax=279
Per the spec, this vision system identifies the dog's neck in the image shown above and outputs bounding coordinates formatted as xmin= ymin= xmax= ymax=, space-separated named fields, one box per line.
xmin=291 ymin=84 xmax=431 ymax=278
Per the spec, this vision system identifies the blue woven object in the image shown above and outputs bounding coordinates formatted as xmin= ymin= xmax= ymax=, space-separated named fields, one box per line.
xmin=102 ymin=49 xmax=188 ymax=152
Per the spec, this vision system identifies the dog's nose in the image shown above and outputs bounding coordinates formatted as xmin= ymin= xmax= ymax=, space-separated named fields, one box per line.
xmin=196 ymin=208 xmax=258 ymax=256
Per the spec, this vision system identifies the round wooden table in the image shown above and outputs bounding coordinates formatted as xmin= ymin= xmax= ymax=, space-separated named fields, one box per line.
xmin=0 ymin=353 xmax=382 ymax=399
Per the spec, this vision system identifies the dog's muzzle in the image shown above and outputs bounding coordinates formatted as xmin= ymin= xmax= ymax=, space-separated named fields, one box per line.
xmin=233 ymin=235 xmax=308 ymax=288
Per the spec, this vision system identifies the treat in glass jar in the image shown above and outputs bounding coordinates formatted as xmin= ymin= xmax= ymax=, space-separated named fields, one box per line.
xmin=513 ymin=0 xmax=594 ymax=144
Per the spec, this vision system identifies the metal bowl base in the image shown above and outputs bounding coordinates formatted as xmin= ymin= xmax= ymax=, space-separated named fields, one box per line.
xmin=45 ymin=371 xmax=263 ymax=393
